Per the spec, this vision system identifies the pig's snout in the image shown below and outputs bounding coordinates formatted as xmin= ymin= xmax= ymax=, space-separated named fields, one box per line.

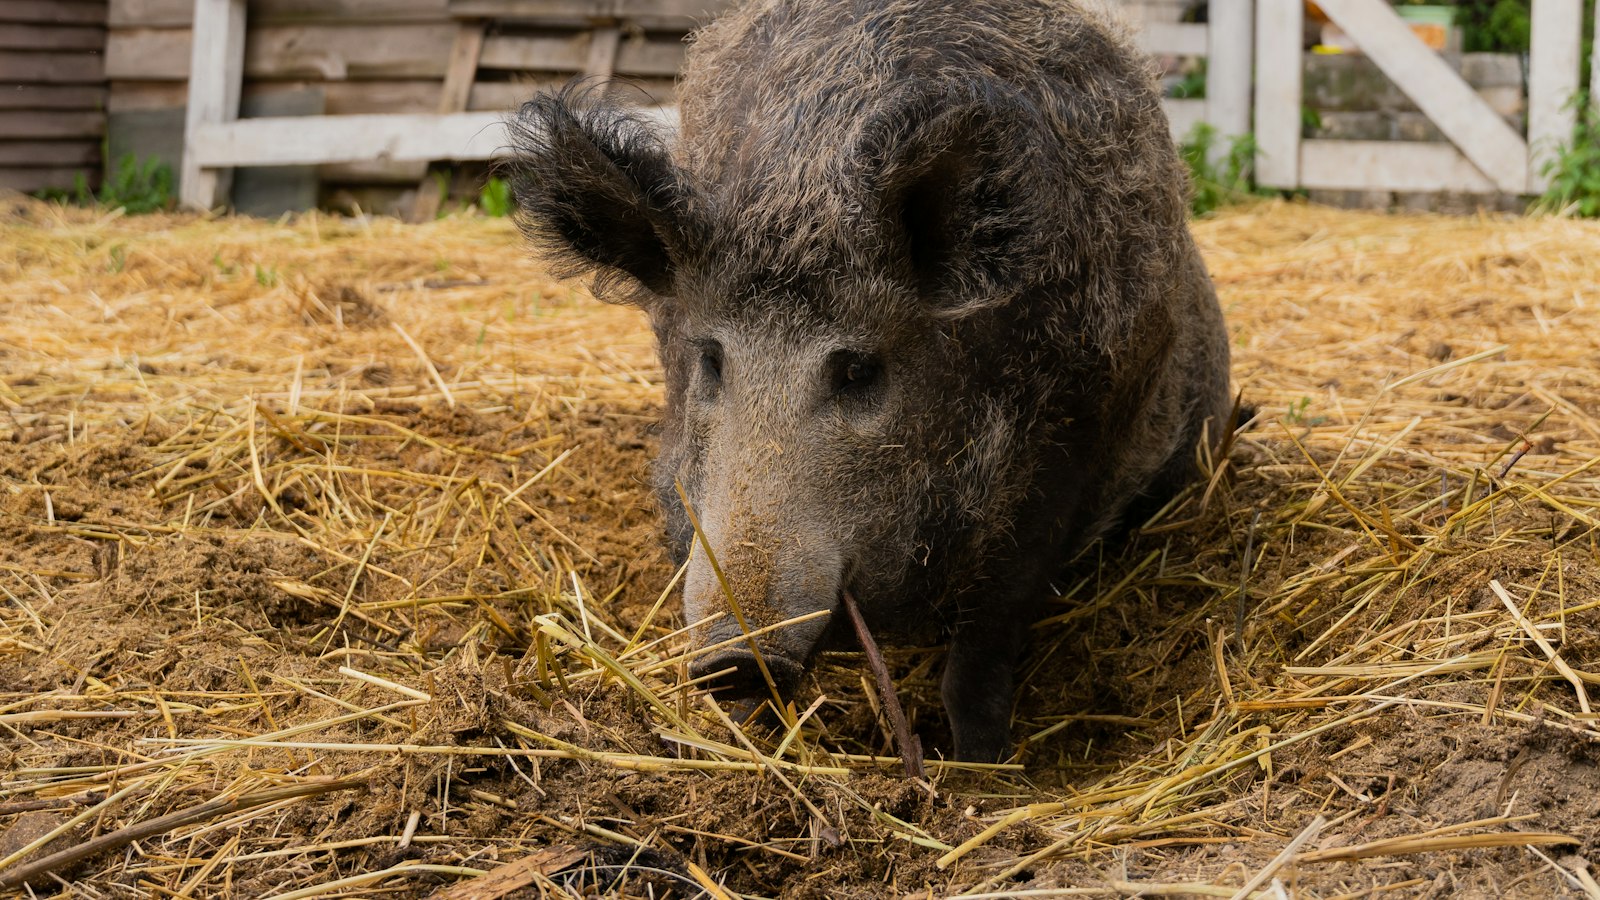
xmin=689 ymin=648 xmax=806 ymax=702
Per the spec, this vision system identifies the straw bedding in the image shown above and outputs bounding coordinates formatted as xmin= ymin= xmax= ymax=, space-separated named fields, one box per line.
xmin=2 ymin=195 xmax=1599 ymax=898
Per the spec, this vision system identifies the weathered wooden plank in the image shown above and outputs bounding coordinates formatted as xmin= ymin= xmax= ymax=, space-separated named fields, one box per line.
xmin=233 ymin=88 xmax=322 ymax=217
xmin=106 ymin=77 xmax=636 ymax=116
xmin=437 ymin=23 xmax=486 ymax=113
xmin=109 ymin=0 xmax=448 ymax=28
xmin=0 ymin=2 xmax=106 ymax=26
xmin=0 ymin=141 xmax=101 ymax=166
xmin=1136 ymin=22 xmax=1206 ymax=57
xmin=0 ymin=24 xmax=105 ymax=50
xmin=584 ymin=24 xmax=621 ymax=77
xmin=0 ymin=110 xmax=107 ymax=139
xmin=188 ymin=107 xmax=679 ymax=167
xmin=0 ymin=166 xmax=98 ymax=192
xmin=1253 ymin=0 xmax=1301 ymax=187
xmin=0 ymin=84 xmax=106 ymax=110
xmin=480 ymin=31 xmax=685 ymax=76
xmin=1299 ymin=139 xmax=1497 ymax=192
xmin=107 ymin=24 xmax=457 ymax=80
xmin=179 ymin=0 xmax=245 ymax=209
xmin=0 ymin=50 xmax=105 ymax=82
xmin=411 ymin=21 xmax=486 ymax=221
xmin=1206 ymin=0 xmax=1254 ymax=144
xmin=449 ymin=0 xmax=731 ymax=27
xmin=1526 ymin=0 xmax=1583 ymax=192
xmin=1317 ymin=0 xmax=1527 ymax=192
xmin=471 ymin=78 xmax=674 ymax=108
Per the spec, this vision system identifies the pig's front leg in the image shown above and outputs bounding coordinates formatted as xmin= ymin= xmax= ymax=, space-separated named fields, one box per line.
xmin=940 ymin=596 xmax=1032 ymax=763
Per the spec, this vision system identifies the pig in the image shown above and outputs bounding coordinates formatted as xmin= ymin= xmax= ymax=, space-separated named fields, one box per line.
xmin=504 ymin=0 xmax=1233 ymax=762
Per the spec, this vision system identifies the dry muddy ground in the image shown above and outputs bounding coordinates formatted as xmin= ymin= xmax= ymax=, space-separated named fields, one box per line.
xmin=3 ymin=198 xmax=1600 ymax=898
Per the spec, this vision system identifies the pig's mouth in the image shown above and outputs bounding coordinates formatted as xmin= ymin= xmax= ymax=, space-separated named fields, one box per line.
xmin=687 ymin=589 xmax=847 ymax=707
xmin=689 ymin=648 xmax=808 ymax=703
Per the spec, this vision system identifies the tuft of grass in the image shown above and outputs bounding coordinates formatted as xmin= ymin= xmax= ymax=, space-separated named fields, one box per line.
xmin=46 ymin=153 xmax=176 ymax=215
xmin=478 ymin=176 xmax=514 ymax=218
xmin=1533 ymin=96 xmax=1600 ymax=218
xmin=1180 ymin=123 xmax=1272 ymax=217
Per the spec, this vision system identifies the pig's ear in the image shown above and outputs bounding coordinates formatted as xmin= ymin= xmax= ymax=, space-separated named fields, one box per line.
xmin=870 ymin=100 xmax=1058 ymax=318
xmin=503 ymin=88 xmax=689 ymax=305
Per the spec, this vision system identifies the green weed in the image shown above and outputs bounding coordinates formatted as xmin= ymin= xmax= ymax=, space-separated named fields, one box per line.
xmin=1179 ymin=123 xmax=1272 ymax=217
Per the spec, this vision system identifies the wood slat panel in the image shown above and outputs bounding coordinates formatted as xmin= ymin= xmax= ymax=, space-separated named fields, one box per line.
xmin=0 ymin=166 xmax=97 ymax=192
xmin=0 ymin=110 xmax=108 ymax=138
xmin=109 ymin=77 xmax=669 ymax=115
xmin=0 ymin=141 xmax=102 ymax=166
xmin=1298 ymin=139 xmax=1498 ymax=192
xmin=0 ymin=84 xmax=107 ymax=110
xmin=107 ymin=25 xmax=457 ymax=80
xmin=0 ymin=50 xmax=106 ymax=83
xmin=0 ymin=2 xmax=106 ymax=26
xmin=110 ymin=0 xmax=450 ymax=27
xmin=189 ymin=107 xmax=678 ymax=167
xmin=0 ymin=24 xmax=106 ymax=50
xmin=479 ymin=32 xmax=685 ymax=76
xmin=450 ymin=0 xmax=731 ymax=25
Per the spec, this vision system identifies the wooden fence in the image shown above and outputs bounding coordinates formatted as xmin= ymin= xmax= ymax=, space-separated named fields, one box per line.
xmin=1256 ymin=0 xmax=1594 ymax=195
xmin=0 ymin=2 xmax=108 ymax=195
xmin=174 ymin=0 xmax=1256 ymax=209
xmin=8 ymin=0 xmax=1599 ymax=209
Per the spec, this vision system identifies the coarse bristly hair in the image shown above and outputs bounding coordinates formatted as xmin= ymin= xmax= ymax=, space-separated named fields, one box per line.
xmin=501 ymin=0 xmax=1234 ymax=763
xmin=502 ymin=85 xmax=696 ymax=308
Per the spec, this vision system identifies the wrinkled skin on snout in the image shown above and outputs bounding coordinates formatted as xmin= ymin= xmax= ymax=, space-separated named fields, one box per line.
xmin=504 ymin=0 xmax=1234 ymax=762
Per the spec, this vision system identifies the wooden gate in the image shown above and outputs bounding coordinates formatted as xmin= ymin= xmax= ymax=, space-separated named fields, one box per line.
xmin=1255 ymin=0 xmax=1590 ymax=194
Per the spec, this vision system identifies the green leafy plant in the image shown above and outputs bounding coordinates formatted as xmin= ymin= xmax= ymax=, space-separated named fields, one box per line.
xmin=93 ymin=154 xmax=175 ymax=214
xmin=1454 ymin=0 xmax=1531 ymax=52
xmin=478 ymin=176 xmax=514 ymax=218
xmin=1168 ymin=59 xmax=1206 ymax=100
xmin=1179 ymin=123 xmax=1272 ymax=217
xmin=1533 ymin=96 xmax=1600 ymax=218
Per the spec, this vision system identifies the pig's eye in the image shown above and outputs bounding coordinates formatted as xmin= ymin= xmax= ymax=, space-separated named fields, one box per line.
xmin=830 ymin=351 xmax=883 ymax=399
xmin=698 ymin=343 xmax=724 ymax=386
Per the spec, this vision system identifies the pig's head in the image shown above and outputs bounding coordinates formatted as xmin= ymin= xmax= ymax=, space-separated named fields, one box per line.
xmin=504 ymin=85 xmax=1077 ymax=709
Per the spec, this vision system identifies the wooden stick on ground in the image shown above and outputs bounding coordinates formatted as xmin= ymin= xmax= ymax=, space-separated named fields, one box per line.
xmin=841 ymin=589 xmax=924 ymax=780
xmin=0 ymin=779 xmax=365 ymax=891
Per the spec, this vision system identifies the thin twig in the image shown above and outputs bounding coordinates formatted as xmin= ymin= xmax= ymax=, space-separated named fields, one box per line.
xmin=841 ymin=589 xmax=924 ymax=779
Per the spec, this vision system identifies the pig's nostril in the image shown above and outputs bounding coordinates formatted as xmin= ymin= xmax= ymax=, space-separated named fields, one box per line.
xmin=688 ymin=650 xmax=804 ymax=699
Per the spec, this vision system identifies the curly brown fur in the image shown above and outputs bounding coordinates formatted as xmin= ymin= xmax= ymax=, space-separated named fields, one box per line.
xmin=503 ymin=0 xmax=1232 ymax=762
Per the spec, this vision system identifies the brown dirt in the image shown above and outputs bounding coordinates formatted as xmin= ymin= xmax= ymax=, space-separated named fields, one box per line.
xmin=3 ymin=198 xmax=1600 ymax=898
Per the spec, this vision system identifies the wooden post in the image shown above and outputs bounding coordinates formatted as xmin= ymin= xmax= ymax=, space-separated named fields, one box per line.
xmin=1527 ymin=0 xmax=1583 ymax=192
xmin=1254 ymin=0 xmax=1302 ymax=187
xmin=1206 ymin=0 xmax=1254 ymax=153
xmin=1592 ymin=0 xmax=1599 ymax=114
xmin=408 ymin=20 xmax=486 ymax=222
xmin=584 ymin=24 xmax=623 ymax=79
xmin=180 ymin=0 xmax=246 ymax=210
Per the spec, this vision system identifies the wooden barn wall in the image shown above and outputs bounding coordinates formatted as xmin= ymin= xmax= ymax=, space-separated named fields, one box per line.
xmin=1 ymin=1 xmax=109 ymax=195
xmin=106 ymin=0 xmax=709 ymax=214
